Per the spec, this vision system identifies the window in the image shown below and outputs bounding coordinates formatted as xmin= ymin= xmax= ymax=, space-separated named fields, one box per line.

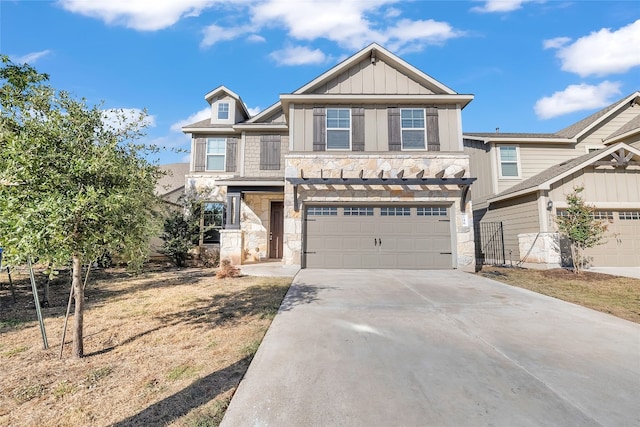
xmin=380 ymin=207 xmax=410 ymax=216
xmin=498 ymin=146 xmax=519 ymax=178
xmin=202 ymin=202 xmax=225 ymax=244
xmin=206 ymin=138 xmax=226 ymax=171
xmin=417 ymin=207 xmax=447 ymax=216
xmin=218 ymin=102 xmax=229 ymax=120
xmin=620 ymin=211 xmax=640 ymax=220
xmin=591 ymin=211 xmax=613 ymax=220
xmin=307 ymin=207 xmax=337 ymax=216
xmin=343 ymin=207 xmax=373 ymax=216
xmin=401 ymin=109 xmax=425 ymax=149
xmin=326 ymin=108 xmax=350 ymax=150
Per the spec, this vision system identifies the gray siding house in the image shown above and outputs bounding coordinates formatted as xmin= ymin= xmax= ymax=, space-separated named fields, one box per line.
xmin=182 ymin=44 xmax=477 ymax=270
xmin=464 ymin=92 xmax=640 ymax=268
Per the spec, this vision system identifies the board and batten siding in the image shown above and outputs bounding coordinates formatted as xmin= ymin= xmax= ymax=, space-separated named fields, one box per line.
xmin=482 ymin=193 xmax=541 ymax=261
xmin=311 ymin=57 xmax=435 ymax=96
xmin=463 ymin=139 xmax=494 ymax=209
xmin=290 ymin=104 xmax=461 ymax=152
xmin=549 ymin=166 xmax=640 ymax=204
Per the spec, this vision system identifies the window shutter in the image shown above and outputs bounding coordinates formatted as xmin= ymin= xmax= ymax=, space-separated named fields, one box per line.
xmin=426 ymin=107 xmax=440 ymax=151
xmin=225 ymin=138 xmax=237 ymax=172
xmin=387 ymin=107 xmax=401 ymax=151
xmin=260 ymin=135 xmax=281 ymax=170
xmin=313 ymin=107 xmax=326 ymax=151
xmin=351 ymin=107 xmax=365 ymax=151
xmin=194 ymin=138 xmax=206 ymax=171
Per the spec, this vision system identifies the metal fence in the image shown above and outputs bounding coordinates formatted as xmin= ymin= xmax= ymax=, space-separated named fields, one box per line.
xmin=476 ymin=222 xmax=505 ymax=266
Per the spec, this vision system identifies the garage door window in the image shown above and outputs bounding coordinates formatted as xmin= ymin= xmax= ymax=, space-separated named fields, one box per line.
xmin=381 ymin=207 xmax=410 ymax=216
xmin=308 ymin=207 xmax=337 ymax=216
xmin=344 ymin=207 xmax=374 ymax=216
xmin=417 ymin=207 xmax=447 ymax=216
xmin=619 ymin=211 xmax=640 ymax=220
xmin=592 ymin=211 xmax=613 ymax=220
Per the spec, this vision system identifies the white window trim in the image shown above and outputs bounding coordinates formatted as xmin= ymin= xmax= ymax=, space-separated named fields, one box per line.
xmin=206 ymin=137 xmax=226 ymax=171
xmin=218 ymin=102 xmax=230 ymax=120
xmin=400 ymin=108 xmax=427 ymax=151
xmin=497 ymin=145 xmax=521 ymax=179
xmin=326 ymin=108 xmax=351 ymax=151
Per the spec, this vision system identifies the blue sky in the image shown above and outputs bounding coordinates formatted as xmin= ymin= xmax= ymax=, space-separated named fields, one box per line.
xmin=3 ymin=0 xmax=639 ymax=164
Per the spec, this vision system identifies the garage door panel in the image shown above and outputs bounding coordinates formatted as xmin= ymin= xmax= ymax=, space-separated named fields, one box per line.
xmin=305 ymin=205 xmax=454 ymax=269
xmin=583 ymin=211 xmax=640 ymax=267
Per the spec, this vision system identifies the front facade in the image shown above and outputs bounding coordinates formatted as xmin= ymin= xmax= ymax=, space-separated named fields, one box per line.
xmin=464 ymin=92 xmax=640 ymax=268
xmin=183 ymin=44 xmax=477 ymax=270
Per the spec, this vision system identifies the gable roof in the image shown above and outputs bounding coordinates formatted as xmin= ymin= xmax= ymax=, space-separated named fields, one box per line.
xmin=488 ymin=143 xmax=640 ymax=203
xmin=465 ymin=91 xmax=640 ymax=144
xmin=293 ymin=43 xmax=458 ymax=96
xmin=156 ymin=163 xmax=189 ymax=196
xmin=605 ymin=112 xmax=640 ymax=143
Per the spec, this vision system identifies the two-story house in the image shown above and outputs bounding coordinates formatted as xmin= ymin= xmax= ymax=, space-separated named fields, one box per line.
xmin=182 ymin=44 xmax=477 ymax=270
xmin=464 ymin=92 xmax=640 ymax=268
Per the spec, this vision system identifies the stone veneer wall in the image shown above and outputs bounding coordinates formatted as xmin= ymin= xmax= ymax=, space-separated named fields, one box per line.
xmin=242 ymin=193 xmax=284 ymax=262
xmin=243 ymin=135 xmax=290 ymax=178
xmin=282 ymin=153 xmax=475 ymax=270
xmin=517 ymin=232 xmax=562 ymax=269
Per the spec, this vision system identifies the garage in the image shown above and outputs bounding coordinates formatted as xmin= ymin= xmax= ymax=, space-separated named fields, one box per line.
xmin=304 ymin=205 xmax=454 ymax=269
xmin=584 ymin=210 xmax=640 ymax=267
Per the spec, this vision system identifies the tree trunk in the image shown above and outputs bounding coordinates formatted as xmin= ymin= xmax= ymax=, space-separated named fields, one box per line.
xmin=72 ymin=254 xmax=84 ymax=358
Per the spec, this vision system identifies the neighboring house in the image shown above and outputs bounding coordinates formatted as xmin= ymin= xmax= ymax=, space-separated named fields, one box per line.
xmin=182 ymin=43 xmax=477 ymax=270
xmin=149 ymin=162 xmax=189 ymax=259
xmin=464 ymin=92 xmax=640 ymax=268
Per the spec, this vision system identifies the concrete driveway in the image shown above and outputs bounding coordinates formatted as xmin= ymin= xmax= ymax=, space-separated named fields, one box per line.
xmin=221 ymin=270 xmax=640 ymax=427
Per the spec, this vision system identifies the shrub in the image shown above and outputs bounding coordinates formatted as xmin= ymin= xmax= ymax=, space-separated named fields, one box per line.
xmin=215 ymin=259 xmax=241 ymax=279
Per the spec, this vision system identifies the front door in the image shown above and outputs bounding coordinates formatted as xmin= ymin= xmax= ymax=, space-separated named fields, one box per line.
xmin=269 ymin=201 xmax=284 ymax=259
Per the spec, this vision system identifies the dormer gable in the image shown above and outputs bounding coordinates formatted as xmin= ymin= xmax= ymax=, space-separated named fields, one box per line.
xmin=204 ymin=85 xmax=251 ymax=125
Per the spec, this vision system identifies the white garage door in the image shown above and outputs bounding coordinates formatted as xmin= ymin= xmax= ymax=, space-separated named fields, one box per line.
xmin=585 ymin=210 xmax=640 ymax=267
xmin=304 ymin=205 xmax=454 ymax=269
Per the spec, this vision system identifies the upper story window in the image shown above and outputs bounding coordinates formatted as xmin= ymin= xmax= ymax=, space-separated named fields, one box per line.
xmin=498 ymin=145 xmax=520 ymax=178
xmin=206 ymin=138 xmax=226 ymax=171
xmin=218 ymin=102 xmax=229 ymax=120
xmin=326 ymin=108 xmax=351 ymax=150
xmin=401 ymin=109 xmax=426 ymax=149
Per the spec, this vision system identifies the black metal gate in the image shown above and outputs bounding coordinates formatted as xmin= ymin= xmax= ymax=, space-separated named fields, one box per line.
xmin=476 ymin=222 xmax=505 ymax=266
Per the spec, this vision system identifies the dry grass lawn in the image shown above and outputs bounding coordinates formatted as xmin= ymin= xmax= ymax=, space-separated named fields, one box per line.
xmin=477 ymin=266 xmax=640 ymax=323
xmin=0 ymin=264 xmax=291 ymax=427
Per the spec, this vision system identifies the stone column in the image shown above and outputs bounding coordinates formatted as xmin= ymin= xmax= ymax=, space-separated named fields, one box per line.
xmin=220 ymin=229 xmax=244 ymax=265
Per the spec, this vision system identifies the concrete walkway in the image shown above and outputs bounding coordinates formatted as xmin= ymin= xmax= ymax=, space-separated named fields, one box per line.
xmin=221 ymin=269 xmax=640 ymax=427
xmin=239 ymin=261 xmax=300 ymax=278
xmin=587 ymin=266 xmax=640 ymax=280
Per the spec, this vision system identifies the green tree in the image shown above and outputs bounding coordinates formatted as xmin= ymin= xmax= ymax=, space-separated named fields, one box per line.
xmin=161 ymin=210 xmax=199 ymax=267
xmin=555 ymin=187 xmax=609 ymax=274
xmin=0 ymin=56 xmax=163 ymax=357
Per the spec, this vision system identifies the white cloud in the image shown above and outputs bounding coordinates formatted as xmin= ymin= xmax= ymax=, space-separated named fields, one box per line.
xmin=170 ymin=107 xmax=210 ymax=132
xmin=471 ymin=0 xmax=536 ymax=13
xmin=201 ymin=24 xmax=253 ymax=47
xmin=102 ymin=108 xmax=156 ymax=131
xmin=58 ymin=0 xmax=220 ymax=31
xmin=269 ymin=46 xmax=327 ymax=66
xmin=247 ymin=106 xmax=261 ymax=116
xmin=542 ymin=37 xmax=570 ymax=50
xmin=385 ymin=19 xmax=463 ymax=51
xmin=534 ymin=81 xmax=622 ymax=119
xmin=547 ymin=19 xmax=640 ymax=77
xmin=247 ymin=34 xmax=266 ymax=43
xmin=12 ymin=50 xmax=52 ymax=64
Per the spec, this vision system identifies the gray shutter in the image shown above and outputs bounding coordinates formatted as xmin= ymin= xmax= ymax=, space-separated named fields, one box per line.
xmin=313 ymin=107 xmax=326 ymax=151
xmin=194 ymin=138 xmax=206 ymax=171
xmin=351 ymin=107 xmax=364 ymax=151
xmin=426 ymin=107 xmax=440 ymax=151
xmin=387 ymin=107 xmax=401 ymax=151
xmin=225 ymin=138 xmax=237 ymax=172
xmin=260 ymin=135 xmax=281 ymax=170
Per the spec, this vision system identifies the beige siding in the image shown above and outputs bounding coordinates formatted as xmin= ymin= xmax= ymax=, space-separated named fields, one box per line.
xmin=261 ymin=108 xmax=286 ymax=124
xmin=463 ymin=139 xmax=494 ymax=208
xmin=630 ymin=140 xmax=640 ymax=149
xmin=290 ymin=104 xmax=462 ymax=152
xmin=496 ymin=144 xmax=583 ymax=194
xmin=313 ymin=57 xmax=434 ymax=95
xmin=243 ymin=133 xmax=289 ymax=177
xmin=550 ymin=166 xmax=640 ymax=204
xmin=576 ymin=104 xmax=640 ymax=146
xmin=482 ymin=193 xmax=541 ymax=259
